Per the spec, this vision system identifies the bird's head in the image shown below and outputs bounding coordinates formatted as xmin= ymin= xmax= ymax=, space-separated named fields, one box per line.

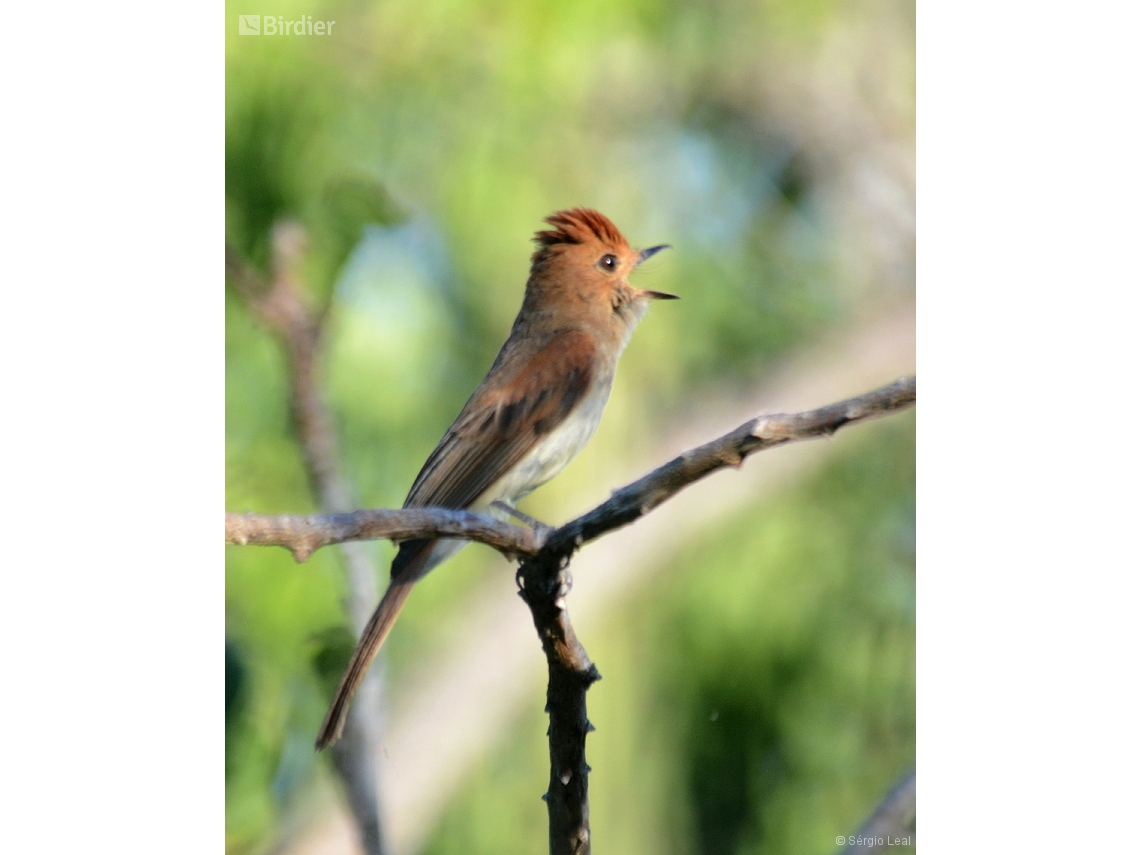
xmin=525 ymin=208 xmax=676 ymax=338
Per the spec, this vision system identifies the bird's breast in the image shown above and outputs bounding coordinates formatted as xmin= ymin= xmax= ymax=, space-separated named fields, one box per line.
xmin=481 ymin=373 xmax=614 ymax=509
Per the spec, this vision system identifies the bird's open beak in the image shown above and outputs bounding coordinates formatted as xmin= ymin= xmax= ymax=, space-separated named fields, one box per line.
xmin=635 ymin=245 xmax=679 ymax=299
xmin=637 ymin=244 xmax=671 ymax=266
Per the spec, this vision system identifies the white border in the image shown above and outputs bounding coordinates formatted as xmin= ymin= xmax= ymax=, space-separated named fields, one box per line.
xmin=921 ymin=1 xmax=1140 ymax=849
xmin=3 ymin=1 xmax=220 ymax=850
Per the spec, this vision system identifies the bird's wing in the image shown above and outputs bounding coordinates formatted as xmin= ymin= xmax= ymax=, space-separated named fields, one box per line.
xmin=318 ymin=331 xmax=598 ymax=747
xmin=403 ymin=328 xmax=597 ymax=513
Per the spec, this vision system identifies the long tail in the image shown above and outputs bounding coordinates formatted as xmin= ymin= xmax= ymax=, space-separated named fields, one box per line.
xmin=315 ymin=543 xmax=432 ymax=750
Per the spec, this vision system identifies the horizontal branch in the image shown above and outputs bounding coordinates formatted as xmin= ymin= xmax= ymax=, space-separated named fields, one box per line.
xmin=225 ymin=378 xmax=913 ymax=563
xmin=225 ymin=508 xmax=540 ymax=563
xmin=228 ymin=228 xmax=390 ymax=854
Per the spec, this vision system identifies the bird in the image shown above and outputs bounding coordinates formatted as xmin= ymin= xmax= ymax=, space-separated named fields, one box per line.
xmin=316 ymin=208 xmax=676 ymax=750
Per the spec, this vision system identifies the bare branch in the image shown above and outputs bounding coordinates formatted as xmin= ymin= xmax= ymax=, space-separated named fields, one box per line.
xmin=227 ymin=229 xmax=389 ymax=855
xmin=543 ymin=376 xmax=916 ymax=559
xmin=227 ymin=226 xmax=346 ymax=508
xmin=225 ymin=508 xmax=540 ymax=563
xmin=225 ymin=377 xmax=916 ymax=565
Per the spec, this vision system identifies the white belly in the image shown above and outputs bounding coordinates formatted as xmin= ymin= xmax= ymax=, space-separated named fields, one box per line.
xmin=478 ymin=375 xmax=613 ymax=511
xmin=419 ymin=375 xmax=613 ymax=576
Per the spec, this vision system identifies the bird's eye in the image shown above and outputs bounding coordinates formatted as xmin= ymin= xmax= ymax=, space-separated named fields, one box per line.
xmin=599 ymin=254 xmax=618 ymax=272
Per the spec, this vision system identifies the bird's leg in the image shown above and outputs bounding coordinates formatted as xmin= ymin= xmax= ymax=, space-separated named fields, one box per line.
xmin=494 ymin=501 xmax=554 ymax=592
xmin=492 ymin=500 xmax=552 ymax=536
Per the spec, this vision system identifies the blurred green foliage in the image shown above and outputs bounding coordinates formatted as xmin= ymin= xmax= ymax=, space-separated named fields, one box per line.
xmin=226 ymin=0 xmax=913 ymax=851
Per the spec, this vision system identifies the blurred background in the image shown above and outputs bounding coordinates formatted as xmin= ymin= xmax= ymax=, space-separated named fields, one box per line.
xmin=225 ymin=0 xmax=915 ymax=853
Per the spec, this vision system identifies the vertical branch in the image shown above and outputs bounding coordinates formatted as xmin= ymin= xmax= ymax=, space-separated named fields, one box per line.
xmin=518 ymin=554 xmax=600 ymax=855
xmin=227 ymin=225 xmax=388 ymax=855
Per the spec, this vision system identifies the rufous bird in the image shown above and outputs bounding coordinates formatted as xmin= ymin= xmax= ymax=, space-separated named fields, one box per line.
xmin=316 ymin=208 xmax=675 ymax=749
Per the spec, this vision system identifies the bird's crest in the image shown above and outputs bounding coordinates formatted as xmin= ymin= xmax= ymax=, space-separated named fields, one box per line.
xmin=531 ymin=208 xmax=629 ymax=269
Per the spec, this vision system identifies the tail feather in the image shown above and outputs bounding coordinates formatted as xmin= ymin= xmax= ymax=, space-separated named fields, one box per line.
xmin=315 ymin=544 xmax=433 ymax=750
